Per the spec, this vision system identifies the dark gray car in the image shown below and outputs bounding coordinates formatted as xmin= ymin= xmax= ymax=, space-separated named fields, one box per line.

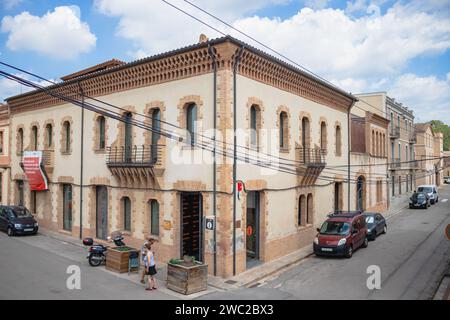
xmin=363 ymin=212 xmax=387 ymax=241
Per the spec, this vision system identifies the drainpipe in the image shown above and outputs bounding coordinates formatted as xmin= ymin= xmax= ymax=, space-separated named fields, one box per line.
xmin=77 ymin=81 xmax=85 ymax=239
xmin=233 ymin=46 xmax=244 ymax=276
xmin=347 ymin=101 xmax=355 ymax=212
xmin=207 ymin=44 xmax=218 ymax=276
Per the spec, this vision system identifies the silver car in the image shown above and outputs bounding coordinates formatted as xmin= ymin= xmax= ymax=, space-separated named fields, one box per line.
xmin=417 ymin=185 xmax=439 ymax=204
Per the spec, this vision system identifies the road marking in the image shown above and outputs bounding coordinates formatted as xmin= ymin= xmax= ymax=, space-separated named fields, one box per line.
xmin=441 ymin=199 xmax=448 ymax=203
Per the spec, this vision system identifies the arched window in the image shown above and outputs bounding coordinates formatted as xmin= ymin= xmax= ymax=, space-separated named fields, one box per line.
xmin=186 ymin=103 xmax=197 ymax=146
xmin=149 ymin=199 xmax=159 ymax=236
xmin=62 ymin=121 xmax=71 ymax=153
xmin=372 ymin=130 xmax=375 ymax=155
xmin=250 ymin=105 xmax=259 ymax=149
xmin=97 ymin=116 xmax=106 ymax=150
xmin=31 ymin=126 xmax=38 ymax=151
xmin=376 ymin=132 xmax=379 ymax=156
xmin=279 ymin=111 xmax=288 ymax=149
xmin=335 ymin=125 xmax=342 ymax=156
xmin=320 ymin=121 xmax=327 ymax=150
xmin=356 ymin=176 xmax=366 ymax=211
xmin=298 ymin=195 xmax=306 ymax=226
xmin=122 ymin=197 xmax=131 ymax=232
xmin=18 ymin=128 xmax=24 ymax=155
xmin=45 ymin=124 xmax=53 ymax=148
xmin=151 ymin=108 xmax=161 ymax=145
xmin=306 ymin=194 xmax=313 ymax=225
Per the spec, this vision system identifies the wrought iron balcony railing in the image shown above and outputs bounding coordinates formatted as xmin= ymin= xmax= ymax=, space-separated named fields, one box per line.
xmin=106 ymin=145 xmax=164 ymax=167
xmin=389 ymin=158 xmax=401 ymax=169
xmin=295 ymin=147 xmax=326 ymax=165
xmin=389 ymin=126 xmax=400 ymax=139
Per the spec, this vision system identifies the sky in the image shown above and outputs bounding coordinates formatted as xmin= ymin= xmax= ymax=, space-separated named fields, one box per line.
xmin=0 ymin=0 xmax=449 ymax=124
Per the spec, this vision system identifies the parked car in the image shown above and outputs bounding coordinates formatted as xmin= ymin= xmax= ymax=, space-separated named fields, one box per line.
xmin=444 ymin=176 xmax=450 ymax=184
xmin=313 ymin=211 xmax=368 ymax=258
xmin=363 ymin=212 xmax=387 ymax=240
xmin=409 ymin=192 xmax=430 ymax=209
xmin=0 ymin=206 xmax=38 ymax=236
xmin=417 ymin=185 xmax=439 ymax=204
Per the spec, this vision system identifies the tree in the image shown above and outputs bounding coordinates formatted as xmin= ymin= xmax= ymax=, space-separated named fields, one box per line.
xmin=430 ymin=120 xmax=450 ymax=151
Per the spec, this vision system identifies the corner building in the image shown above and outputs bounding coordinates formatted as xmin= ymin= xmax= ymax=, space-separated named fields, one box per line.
xmin=6 ymin=36 xmax=357 ymax=277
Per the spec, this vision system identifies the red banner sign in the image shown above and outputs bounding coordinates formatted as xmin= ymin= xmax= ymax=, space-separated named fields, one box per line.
xmin=22 ymin=151 xmax=48 ymax=191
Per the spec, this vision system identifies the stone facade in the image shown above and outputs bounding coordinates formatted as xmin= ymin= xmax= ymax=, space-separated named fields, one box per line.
xmin=5 ymin=36 xmax=359 ymax=278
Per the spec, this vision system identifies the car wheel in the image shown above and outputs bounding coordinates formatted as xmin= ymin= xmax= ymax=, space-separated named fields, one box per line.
xmin=7 ymin=227 xmax=14 ymax=237
xmin=409 ymin=204 xmax=413 ymax=209
xmin=382 ymin=225 xmax=387 ymax=234
xmin=362 ymin=237 xmax=369 ymax=248
xmin=346 ymin=246 xmax=353 ymax=258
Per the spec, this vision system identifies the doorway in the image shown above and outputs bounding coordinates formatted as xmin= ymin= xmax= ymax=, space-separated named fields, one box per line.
xmin=246 ymin=191 xmax=260 ymax=266
xmin=96 ymin=186 xmax=108 ymax=240
xmin=180 ymin=192 xmax=203 ymax=261
xmin=356 ymin=176 xmax=366 ymax=212
xmin=334 ymin=182 xmax=342 ymax=212
xmin=63 ymin=184 xmax=72 ymax=231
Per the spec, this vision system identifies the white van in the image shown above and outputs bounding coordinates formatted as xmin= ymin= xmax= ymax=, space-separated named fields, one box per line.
xmin=417 ymin=185 xmax=439 ymax=204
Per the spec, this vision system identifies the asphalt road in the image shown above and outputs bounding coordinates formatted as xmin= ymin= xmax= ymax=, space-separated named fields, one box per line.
xmin=1 ymin=186 xmax=449 ymax=300
xmin=201 ymin=185 xmax=450 ymax=300
xmin=0 ymin=229 xmax=174 ymax=299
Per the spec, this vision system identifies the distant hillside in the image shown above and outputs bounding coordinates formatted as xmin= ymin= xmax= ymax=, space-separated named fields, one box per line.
xmin=430 ymin=120 xmax=450 ymax=151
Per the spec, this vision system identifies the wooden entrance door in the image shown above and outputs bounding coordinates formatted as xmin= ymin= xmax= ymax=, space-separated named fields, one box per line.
xmin=246 ymin=191 xmax=260 ymax=260
xmin=96 ymin=186 xmax=108 ymax=240
xmin=180 ymin=193 xmax=203 ymax=261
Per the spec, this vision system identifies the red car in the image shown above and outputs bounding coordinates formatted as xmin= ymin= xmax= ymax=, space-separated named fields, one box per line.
xmin=313 ymin=211 xmax=368 ymax=258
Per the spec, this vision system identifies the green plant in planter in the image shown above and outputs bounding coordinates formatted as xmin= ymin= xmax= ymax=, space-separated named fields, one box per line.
xmin=169 ymin=258 xmax=182 ymax=265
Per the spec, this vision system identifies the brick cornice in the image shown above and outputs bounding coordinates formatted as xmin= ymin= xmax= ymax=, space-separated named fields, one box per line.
xmin=7 ymin=37 xmax=355 ymax=114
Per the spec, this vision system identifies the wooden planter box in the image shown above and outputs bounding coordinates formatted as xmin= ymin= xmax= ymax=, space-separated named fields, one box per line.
xmin=105 ymin=247 xmax=139 ymax=274
xmin=167 ymin=261 xmax=208 ymax=295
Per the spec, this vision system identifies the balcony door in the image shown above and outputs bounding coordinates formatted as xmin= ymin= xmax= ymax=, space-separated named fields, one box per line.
xmin=301 ymin=117 xmax=310 ymax=163
xmin=151 ymin=109 xmax=160 ymax=163
xmin=124 ymin=112 xmax=132 ymax=163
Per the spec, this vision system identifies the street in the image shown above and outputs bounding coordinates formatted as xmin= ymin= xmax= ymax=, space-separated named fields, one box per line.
xmin=0 ymin=186 xmax=449 ymax=300
xmin=202 ymin=185 xmax=450 ymax=300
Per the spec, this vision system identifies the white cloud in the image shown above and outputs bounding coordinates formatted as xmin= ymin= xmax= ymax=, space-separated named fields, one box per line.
xmin=232 ymin=5 xmax=450 ymax=80
xmin=0 ymin=73 xmax=55 ymax=102
xmin=3 ymin=0 xmax=23 ymax=10
xmin=389 ymin=73 xmax=450 ymax=124
xmin=94 ymin=0 xmax=289 ymax=58
xmin=1 ymin=6 xmax=96 ymax=59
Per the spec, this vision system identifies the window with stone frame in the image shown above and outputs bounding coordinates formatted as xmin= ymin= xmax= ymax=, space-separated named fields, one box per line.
xmin=17 ymin=128 xmax=24 ymax=156
xmin=122 ymin=196 xmax=131 ymax=232
xmin=186 ymin=103 xmax=197 ymax=146
xmin=298 ymin=195 xmax=306 ymax=226
xmin=149 ymin=199 xmax=159 ymax=236
xmin=320 ymin=121 xmax=327 ymax=151
xmin=97 ymin=116 xmax=106 ymax=150
xmin=335 ymin=125 xmax=342 ymax=156
xmin=250 ymin=105 xmax=261 ymax=149
xmin=45 ymin=123 xmax=53 ymax=149
xmin=31 ymin=126 xmax=38 ymax=151
xmin=279 ymin=111 xmax=288 ymax=150
xmin=61 ymin=121 xmax=71 ymax=154
xmin=0 ymin=131 xmax=3 ymax=154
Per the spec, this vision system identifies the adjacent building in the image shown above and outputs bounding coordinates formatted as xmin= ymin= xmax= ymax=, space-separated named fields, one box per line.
xmin=0 ymin=103 xmax=11 ymax=205
xmin=354 ymin=93 xmax=417 ymax=201
xmin=5 ymin=35 xmax=358 ymax=277
xmin=414 ymin=123 xmax=444 ymax=186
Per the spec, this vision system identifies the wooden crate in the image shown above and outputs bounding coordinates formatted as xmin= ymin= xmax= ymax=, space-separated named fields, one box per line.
xmin=105 ymin=247 xmax=139 ymax=273
xmin=167 ymin=262 xmax=208 ymax=295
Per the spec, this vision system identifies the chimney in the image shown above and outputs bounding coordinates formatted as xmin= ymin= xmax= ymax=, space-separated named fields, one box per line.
xmin=199 ymin=34 xmax=209 ymax=43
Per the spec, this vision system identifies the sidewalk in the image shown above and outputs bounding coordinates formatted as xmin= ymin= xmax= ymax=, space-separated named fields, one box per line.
xmin=38 ymin=191 xmax=412 ymax=293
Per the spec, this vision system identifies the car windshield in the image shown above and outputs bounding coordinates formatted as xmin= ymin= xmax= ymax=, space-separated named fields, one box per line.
xmin=365 ymin=216 xmax=375 ymax=224
xmin=418 ymin=187 xmax=432 ymax=193
xmin=417 ymin=194 xmax=425 ymax=200
xmin=8 ymin=207 xmax=33 ymax=218
xmin=320 ymin=221 xmax=350 ymax=235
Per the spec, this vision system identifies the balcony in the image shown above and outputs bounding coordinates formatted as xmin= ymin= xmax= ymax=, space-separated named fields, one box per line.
xmin=389 ymin=158 xmax=401 ymax=170
xmin=389 ymin=126 xmax=400 ymax=139
xmin=295 ymin=147 xmax=326 ymax=186
xmin=409 ymin=132 xmax=416 ymax=144
xmin=408 ymin=160 xmax=419 ymax=169
xmin=106 ymin=145 xmax=165 ymax=182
